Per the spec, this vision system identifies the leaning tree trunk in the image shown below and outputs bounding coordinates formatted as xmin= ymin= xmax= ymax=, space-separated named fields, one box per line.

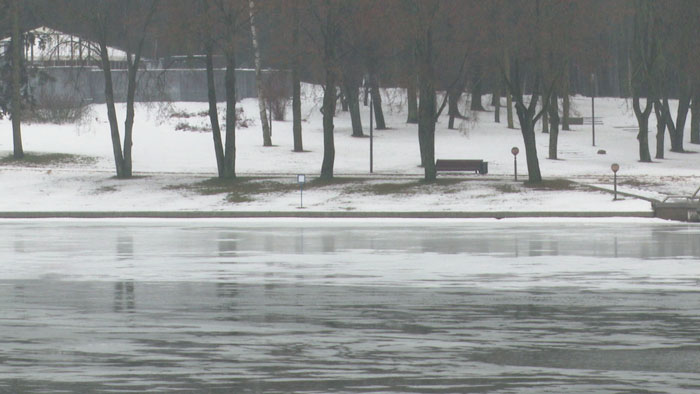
xmin=249 ymin=0 xmax=271 ymax=147
xmin=345 ymin=80 xmax=363 ymax=137
xmin=633 ymin=96 xmax=652 ymax=162
xmin=654 ymin=100 xmax=666 ymax=160
xmin=223 ymin=50 xmax=237 ymax=179
xmin=370 ymin=74 xmax=387 ymax=129
xmin=10 ymin=0 xmax=22 ymax=159
xmin=666 ymin=95 xmax=690 ymax=153
xmin=205 ymin=45 xmax=225 ymax=176
xmin=548 ymin=93 xmax=560 ymax=160
xmin=691 ymin=90 xmax=700 ymax=144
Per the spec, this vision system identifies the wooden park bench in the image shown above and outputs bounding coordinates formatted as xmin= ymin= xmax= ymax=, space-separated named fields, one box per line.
xmin=435 ymin=159 xmax=488 ymax=175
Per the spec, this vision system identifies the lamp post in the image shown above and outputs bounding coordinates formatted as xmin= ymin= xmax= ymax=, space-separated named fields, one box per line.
xmin=511 ymin=147 xmax=520 ymax=181
xmin=611 ymin=163 xmax=619 ymax=201
xmin=591 ymin=73 xmax=596 ymax=147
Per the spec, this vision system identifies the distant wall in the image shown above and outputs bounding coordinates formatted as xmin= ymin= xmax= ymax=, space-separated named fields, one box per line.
xmin=30 ymin=67 xmax=290 ymax=104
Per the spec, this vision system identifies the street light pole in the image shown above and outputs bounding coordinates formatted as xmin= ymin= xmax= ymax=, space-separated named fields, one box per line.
xmin=370 ymin=89 xmax=374 ymax=174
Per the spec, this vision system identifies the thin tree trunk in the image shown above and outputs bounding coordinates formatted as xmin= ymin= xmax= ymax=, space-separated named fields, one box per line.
xmin=10 ymin=0 xmax=23 ymax=159
xmin=205 ymin=45 xmax=225 ymax=176
xmin=370 ymin=74 xmax=386 ymax=129
xmin=548 ymin=93 xmax=559 ymax=159
xmin=691 ymin=90 xmax=700 ymax=144
xmin=292 ymin=67 xmax=303 ymax=152
xmin=494 ymin=83 xmax=501 ymax=123
xmin=248 ymin=0 xmax=271 ymax=147
xmin=99 ymin=39 xmax=125 ymax=178
xmin=654 ymin=100 xmax=665 ymax=160
xmin=223 ymin=51 xmax=237 ymax=179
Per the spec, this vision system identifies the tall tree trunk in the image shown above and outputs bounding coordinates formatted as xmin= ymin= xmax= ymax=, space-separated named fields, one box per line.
xmin=123 ymin=53 xmax=140 ymax=178
xmin=10 ymin=0 xmax=23 ymax=159
xmin=654 ymin=100 xmax=665 ymax=160
xmin=320 ymin=13 xmax=337 ymax=180
xmin=406 ymin=76 xmax=418 ymax=123
xmin=447 ymin=87 xmax=461 ymax=129
xmin=562 ymin=64 xmax=571 ymax=130
xmin=205 ymin=45 xmax=225 ymax=176
xmin=345 ymin=80 xmax=363 ymax=137
xmin=223 ymin=51 xmax=237 ymax=179
xmin=249 ymin=0 xmax=271 ymax=147
xmin=541 ymin=98 xmax=549 ymax=134
xmin=691 ymin=90 xmax=700 ymax=144
xmin=292 ymin=4 xmax=303 ymax=152
xmin=548 ymin=93 xmax=559 ymax=159
xmin=417 ymin=29 xmax=436 ymax=181
xmin=99 ymin=40 xmax=125 ymax=178
xmin=370 ymin=74 xmax=387 ymax=129
xmin=504 ymin=49 xmax=514 ymax=129
xmin=470 ymin=67 xmax=485 ymax=111
xmin=633 ymin=96 xmax=652 ymax=162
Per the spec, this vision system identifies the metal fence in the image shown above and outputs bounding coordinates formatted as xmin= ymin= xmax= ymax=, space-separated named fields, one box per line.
xmin=31 ymin=67 xmax=289 ymax=104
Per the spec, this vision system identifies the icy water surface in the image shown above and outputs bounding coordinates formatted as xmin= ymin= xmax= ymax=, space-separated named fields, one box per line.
xmin=1 ymin=219 xmax=700 ymax=393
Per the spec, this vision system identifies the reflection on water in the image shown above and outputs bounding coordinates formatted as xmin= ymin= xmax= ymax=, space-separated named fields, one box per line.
xmin=0 ymin=220 xmax=700 ymax=392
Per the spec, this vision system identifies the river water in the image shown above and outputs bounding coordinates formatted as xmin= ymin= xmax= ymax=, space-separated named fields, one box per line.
xmin=1 ymin=219 xmax=699 ymax=393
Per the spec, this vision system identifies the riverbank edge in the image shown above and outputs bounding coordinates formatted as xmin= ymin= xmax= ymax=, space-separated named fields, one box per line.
xmin=0 ymin=211 xmax=655 ymax=219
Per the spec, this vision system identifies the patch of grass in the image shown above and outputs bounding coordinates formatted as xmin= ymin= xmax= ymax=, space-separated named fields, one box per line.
xmin=0 ymin=152 xmax=97 ymax=167
xmin=353 ymin=178 xmax=467 ymax=196
xmin=523 ymin=178 xmax=578 ymax=191
xmin=620 ymin=179 xmax=661 ymax=188
xmin=94 ymin=186 xmax=118 ymax=194
xmin=166 ymin=177 xmax=299 ymax=204
xmin=492 ymin=183 xmax=521 ymax=193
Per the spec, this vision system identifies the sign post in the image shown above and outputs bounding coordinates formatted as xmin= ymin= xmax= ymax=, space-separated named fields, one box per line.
xmin=297 ymin=174 xmax=306 ymax=208
xmin=611 ymin=163 xmax=619 ymax=201
xmin=511 ymin=147 xmax=520 ymax=181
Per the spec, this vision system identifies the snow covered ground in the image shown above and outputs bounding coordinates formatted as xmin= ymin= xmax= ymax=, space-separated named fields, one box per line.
xmin=0 ymin=87 xmax=697 ymax=213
